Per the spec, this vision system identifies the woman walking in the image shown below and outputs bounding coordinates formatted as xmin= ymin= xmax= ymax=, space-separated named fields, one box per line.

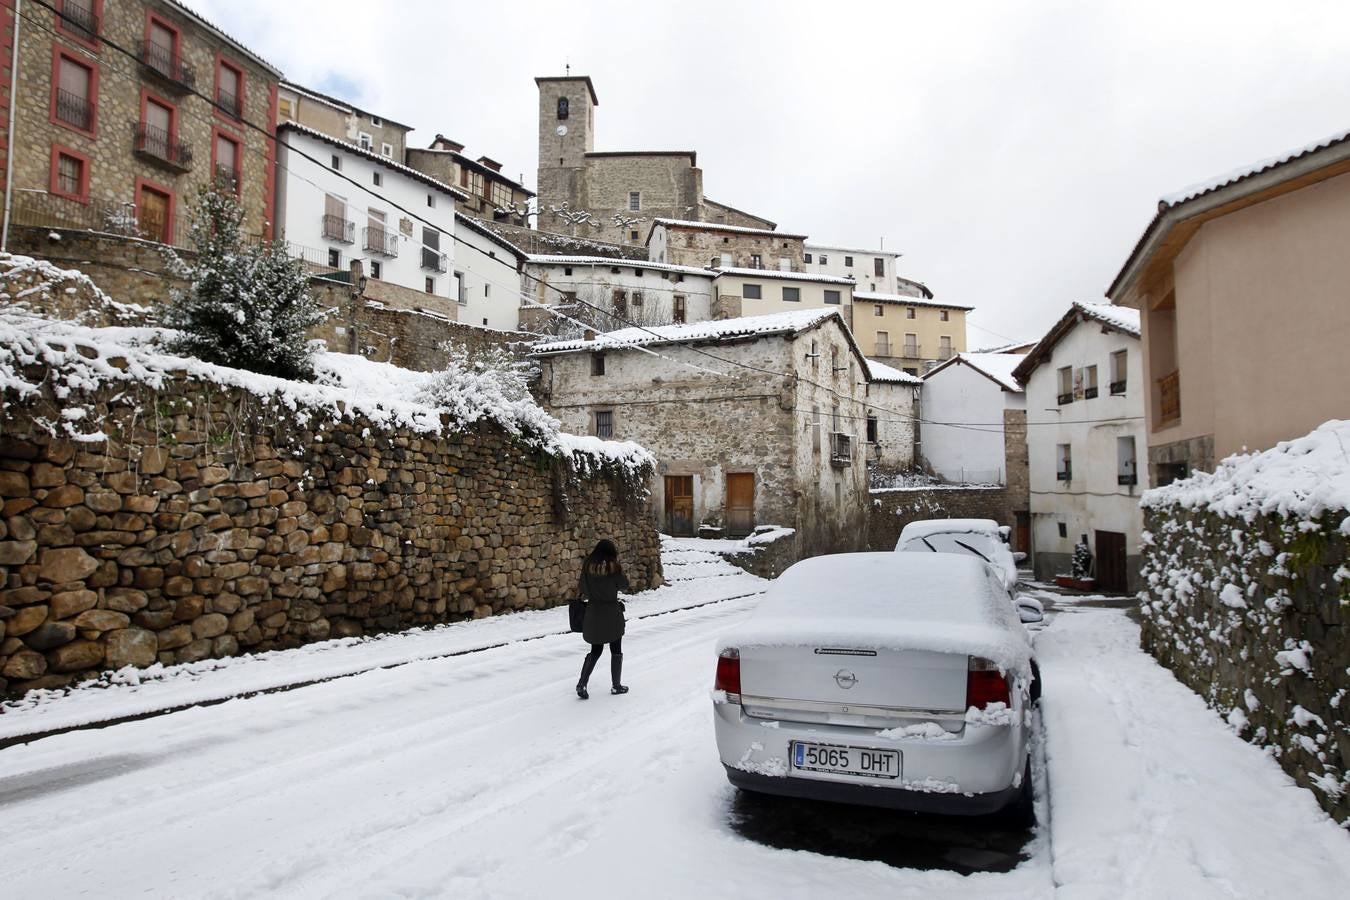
xmin=576 ymin=539 xmax=630 ymax=699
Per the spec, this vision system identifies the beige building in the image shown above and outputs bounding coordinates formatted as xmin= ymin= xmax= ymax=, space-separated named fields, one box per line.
xmin=534 ymin=75 xmax=774 ymax=246
xmin=648 ymin=218 xmax=807 ymax=271
xmin=1108 ymin=127 xmax=1350 ymax=482
xmin=712 ymin=268 xmax=855 ymax=323
xmin=852 ymin=291 xmax=972 ymax=374
xmin=406 ymin=135 xmax=534 ymax=227
xmin=277 ymin=81 xmax=411 ymax=163
xmin=3 ymin=0 xmax=281 ymax=248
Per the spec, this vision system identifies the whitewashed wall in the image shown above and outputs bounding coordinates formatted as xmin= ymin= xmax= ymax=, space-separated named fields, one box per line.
xmin=919 ymin=362 xmax=1023 ymax=484
xmin=453 ymin=218 xmax=524 ymax=331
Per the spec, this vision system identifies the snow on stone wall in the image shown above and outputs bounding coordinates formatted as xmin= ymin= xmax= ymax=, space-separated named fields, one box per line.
xmin=1138 ymin=421 xmax=1350 ymax=824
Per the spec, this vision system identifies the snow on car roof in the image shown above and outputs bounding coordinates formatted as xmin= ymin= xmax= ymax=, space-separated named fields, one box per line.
xmin=717 ymin=553 xmax=1031 ymax=676
xmin=898 ymin=519 xmax=1002 ymax=539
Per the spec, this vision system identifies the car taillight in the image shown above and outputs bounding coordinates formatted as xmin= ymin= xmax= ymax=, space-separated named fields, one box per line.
xmin=715 ymin=648 xmax=741 ymax=701
xmin=966 ymin=656 xmax=1009 ymax=709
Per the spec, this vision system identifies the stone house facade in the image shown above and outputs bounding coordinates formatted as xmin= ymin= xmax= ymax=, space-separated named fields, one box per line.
xmin=1107 ymin=127 xmax=1350 ymax=483
xmin=648 ymin=218 xmax=808 ymax=271
xmin=519 ymin=255 xmax=715 ymax=335
xmin=277 ymin=80 xmax=411 ymax=162
xmin=1012 ymin=302 xmax=1146 ymax=591
xmin=406 ymin=134 xmax=534 ymax=227
xmin=3 ymin=0 xmax=281 ymax=247
xmin=860 ymin=358 xmax=921 ymax=471
xmin=534 ymin=75 xmax=774 ymax=247
xmin=852 ymin=291 xmax=972 ymax=375
xmin=531 ymin=309 xmax=873 ymax=559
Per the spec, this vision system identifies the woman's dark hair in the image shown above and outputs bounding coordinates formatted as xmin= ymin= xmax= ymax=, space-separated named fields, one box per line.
xmin=585 ymin=539 xmax=621 ymax=575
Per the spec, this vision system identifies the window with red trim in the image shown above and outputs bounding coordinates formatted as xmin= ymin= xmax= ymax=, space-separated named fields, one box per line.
xmin=49 ymin=145 xmax=91 ymax=202
xmin=144 ymin=15 xmax=180 ymax=79
xmin=56 ymin=0 xmax=102 ymax=49
xmin=213 ymin=131 xmax=241 ymax=194
xmin=215 ymin=59 xmax=244 ymax=119
xmin=52 ymin=50 xmax=97 ymax=137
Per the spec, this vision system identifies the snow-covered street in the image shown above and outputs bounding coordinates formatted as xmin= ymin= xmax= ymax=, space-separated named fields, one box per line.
xmin=1 ymin=544 xmax=1348 ymax=899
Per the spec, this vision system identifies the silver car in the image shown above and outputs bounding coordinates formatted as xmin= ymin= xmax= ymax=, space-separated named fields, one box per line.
xmin=713 ymin=552 xmax=1035 ymax=816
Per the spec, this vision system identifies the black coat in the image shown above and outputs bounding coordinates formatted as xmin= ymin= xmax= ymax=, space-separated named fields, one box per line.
xmin=579 ymin=567 xmax=630 ymax=645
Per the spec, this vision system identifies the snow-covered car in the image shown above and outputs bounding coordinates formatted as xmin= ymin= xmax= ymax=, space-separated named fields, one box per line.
xmin=895 ymin=518 xmax=1020 ymax=592
xmin=713 ymin=553 xmax=1035 ymax=816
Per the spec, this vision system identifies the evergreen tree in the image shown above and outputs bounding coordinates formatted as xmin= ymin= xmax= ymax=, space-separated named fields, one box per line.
xmin=164 ymin=185 xmax=324 ymax=380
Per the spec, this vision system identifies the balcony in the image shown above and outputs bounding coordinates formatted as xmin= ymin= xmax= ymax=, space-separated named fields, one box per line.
xmin=213 ymin=165 xmax=238 ymax=194
xmin=902 ymin=344 xmax=920 ymax=358
xmin=322 ymin=214 xmax=355 ymax=244
xmin=421 ymin=247 xmax=449 ymax=272
xmin=1158 ymin=370 xmax=1181 ymax=425
xmin=1057 ymin=391 xmax=1074 ymax=405
xmin=1110 ymin=379 xmax=1127 ymax=395
xmin=215 ymin=90 xmax=243 ymax=121
xmin=58 ymin=0 xmax=100 ymax=41
xmin=830 ymin=432 xmax=852 ymax=468
xmin=874 ymin=340 xmax=892 ymax=357
xmin=937 ymin=347 xmax=955 ymax=361
xmin=363 ymin=226 xmax=399 ymax=258
xmin=141 ymin=41 xmax=196 ymax=93
xmin=1084 ymin=385 xmax=1099 ymax=399
xmin=54 ymin=89 xmax=93 ymax=132
xmin=132 ymin=123 xmax=193 ymax=172
xmin=1118 ymin=473 xmax=1137 ymax=486
xmin=1057 ymin=467 xmax=1072 ymax=482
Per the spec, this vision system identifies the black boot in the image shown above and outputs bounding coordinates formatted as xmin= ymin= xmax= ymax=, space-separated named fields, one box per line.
xmin=578 ymin=651 xmax=598 ymax=700
xmin=611 ymin=652 xmax=628 ymax=694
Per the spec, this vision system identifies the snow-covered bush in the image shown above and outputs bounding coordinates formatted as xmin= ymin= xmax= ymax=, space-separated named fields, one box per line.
xmin=163 ymin=186 xmax=324 ymax=381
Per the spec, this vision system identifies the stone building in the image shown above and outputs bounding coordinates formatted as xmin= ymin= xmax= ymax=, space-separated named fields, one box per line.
xmin=1012 ymin=301 xmax=1146 ymax=591
xmin=406 ymin=135 xmax=534 ymax=227
xmin=861 ymin=358 xmax=922 ymax=471
xmin=519 ymin=255 xmax=716 ymax=335
xmin=2 ymin=0 xmax=281 ymax=247
xmin=851 ymin=291 xmax=972 ymax=375
xmin=277 ymin=80 xmax=411 ymax=162
xmin=534 ymin=75 xmax=775 ymax=246
xmin=531 ymin=309 xmax=873 ymax=559
xmin=648 ymin=218 xmax=808 ymax=271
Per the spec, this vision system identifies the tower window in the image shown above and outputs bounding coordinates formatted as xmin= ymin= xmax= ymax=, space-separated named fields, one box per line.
xmin=557 ymin=96 xmax=569 ymax=119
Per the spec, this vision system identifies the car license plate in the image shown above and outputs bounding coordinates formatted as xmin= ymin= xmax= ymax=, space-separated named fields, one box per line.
xmin=791 ymin=741 xmax=900 ymax=779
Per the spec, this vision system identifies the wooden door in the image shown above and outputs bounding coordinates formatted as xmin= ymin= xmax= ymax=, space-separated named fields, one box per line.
xmin=664 ymin=476 xmax=694 ymax=537
xmin=139 ymin=187 xmax=170 ymax=244
xmin=725 ymin=473 xmax=755 ymax=537
xmin=1015 ymin=512 xmax=1031 ymax=555
xmin=1095 ymin=530 xmax=1127 ymax=592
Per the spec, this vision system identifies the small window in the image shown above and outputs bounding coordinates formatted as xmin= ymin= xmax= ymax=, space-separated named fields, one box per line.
xmin=743 ymin=283 xmax=762 ymax=299
xmin=1111 ymin=350 xmax=1128 ymax=394
xmin=940 ymin=309 xmax=950 ymax=322
xmin=1117 ymin=436 xmax=1137 ymax=486
xmin=372 ymin=172 xmax=382 ymax=187
xmin=820 ymin=254 xmax=828 ymax=265
xmin=328 ymin=249 xmax=341 ymax=268
xmin=371 ymin=260 xmax=382 ymax=279
xmin=630 ymin=230 xmax=639 ymax=241
xmin=750 ymin=253 xmax=763 ymax=269
xmin=1058 ymin=522 xmax=1068 ymax=538
xmin=591 ymin=354 xmax=606 ymax=376
xmin=1057 ymin=366 xmax=1073 ymax=404
xmin=873 ymin=304 xmax=883 ymax=316
xmin=874 ymin=258 xmax=885 ymax=277
xmin=632 ymin=291 xmax=644 ymax=308
xmin=906 ymin=307 xmax=915 ymax=319
xmin=358 ymin=132 xmax=373 ymax=151
xmin=812 ymin=404 xmax=822 ymax=451
xmin=427 ymin=194 xmax=435 ymax=208
xmin=610 ymin=266 xmax=620 ymax=274
xmin=710 ymin=256 xmax=719 ymax=268
xmin=330 ymin=154 xmax=341 ymax=170
xmin=557 ymin=96 xmax=569 ymax=119
xmin=1057 ymin=444 xmax=1072 ymax=482
xmin=804 ymin=253 xmax=813 ymax=263
xmin=903 ymin=367 xmax=918 ymax=376
xmin=381 ymin=142 xmax=393 ymax=158
xmin=425 ymin=276 xmax=435 ymax=294
xmin=673 ymin=295 xmax=686 ymax=324
xmin=564 ymin=267 xmax=573 ymax=276
xmin=51 ymin=148 xmax=88 ymax=202
xmin=628 ymin=191 xmax=641 ymax=211
xmin=453 ymin=271 xmax=466 ymax=303
xmin=634 ymin=268 xmax=644 ymax=277
xmin=484 ymin=284 xmax=491 ymax=297
xmin=866 ymin=415 xmax=878 ymax=443
xmin=824 ymin=290 xmax=841 ymax=305
xmin=371 ymin=116 xmax=383 ymax=127
xmin=1085 ymin=364 xmax=1099 ymax=399
xmin=844 ymin=256 xmax=854 ymax=267
xmin=782 ymin=286 xmax=800 ymax=302
xmin=594 ymin=409 xmax=613 ymax=438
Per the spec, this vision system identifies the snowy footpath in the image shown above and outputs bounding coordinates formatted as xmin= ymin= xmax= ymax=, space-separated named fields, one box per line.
xmin=1 ymin=546 xmax=1348 ymax=898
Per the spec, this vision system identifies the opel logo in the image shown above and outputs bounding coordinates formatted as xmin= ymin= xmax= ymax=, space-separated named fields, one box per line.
xmin=834 ymin=669 xmax=858 ymax=690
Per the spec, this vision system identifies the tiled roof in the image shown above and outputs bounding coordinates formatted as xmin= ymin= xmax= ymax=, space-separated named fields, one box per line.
xmin=532 ymin=309 xmax=841 ymax=355
xmin=1011 ymin=302 xmax=1140 ymax=384
xmin=278 ymin=123 xmax=470 ymax=202
xmin=864 ymin=357 xmax=923 ymax=384
xmin=715 ymin=267 xmax=854 ymax=285
xmin=853 ymin=291 xmax=973 ymax=311
xmin=924 ymin=352 xmax=1026 ymax=393
xmin=524 ymin=255 xmax=714 ymax=278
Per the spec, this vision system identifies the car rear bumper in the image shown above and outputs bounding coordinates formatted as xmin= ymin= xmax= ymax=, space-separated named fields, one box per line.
xmin=723 ymin=765 xmax=1022 ymax=816
xmin=713 ymin=700 xmax=1027 ymax=814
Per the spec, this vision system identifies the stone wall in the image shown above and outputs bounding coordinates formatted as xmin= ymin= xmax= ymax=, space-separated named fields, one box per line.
xmin=866 ymin=486 xmax=1010 ymax=552
xmin=0 ymin=375 xmax=660 ymax=698
xmin=1138 ymin=505 xmax=1349 ymax=823
xmin=9 ymin=226 xmax=190 ymax=311
xmin=479 ymin=219 xmax=645 ymax=260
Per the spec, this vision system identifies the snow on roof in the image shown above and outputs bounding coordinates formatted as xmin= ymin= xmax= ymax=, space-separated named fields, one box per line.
xmin=1161 ymin=127 xmax=1350 ymax=208
xmin=1142 ymin=419 xmax=1350 ymax=528
xmin=1075 ymin=301 xmax=1140 ymax=336
xmin=853 ymin=291 xmax=974 ymax=311
xmin=714 ymin=267 xmax=854 ymax=285
xmin=863 ymin=357 xmax=922 ymax=385
xmin=716 ymin=553 xmax=1032 ymax=677
xmin=279 ymin=123 xmax=470 ymax=202
xmin=649 ymin=218 xmax=807 ymax=240
xmin=524 ymin=255 xmax=714 ymax=279
xmin=455 ymin=214 xmax=528 ymax=263
xmin=531 ymin=308 xmax=841 ymax=355
xmin=1012 ymin=302 xmax=1140 ymax=384
xmin=924 ymin=352 xmax=1026 ymax=392
xmin=804 ymin=243 xmax=901 ymax=257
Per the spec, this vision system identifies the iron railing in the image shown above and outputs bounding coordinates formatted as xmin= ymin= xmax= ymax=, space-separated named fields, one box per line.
xmin=1084 ymin=385 xmax=1099 ymax=399
xmin=132 ymin=122 xmax=193 ymax=170
xmin=1057 ymin=466 xmax=1072 ymax=482
xmin=1118 ymin=474 xmax=1137 ymax=486
xmin=421 ymin=247 xmax=449 ymax=272
xmin=830 ymin=432 xmax=852 ymax=467
xmin=363 ymin=225 xmax=398 ymax=257
xmin=1158 ymin=370 xmax=1181 ymax=424
xmin=1110 ymin=379 xmax=1127 ymax=395
xmin=1057 ymin=391 xmax=1074 ymax=405
xmin=214 ymin=165 xmax=238 ymax=194
xmin=322 ymin=214 xmax=355 ymax=244
xmin=55 ymin=89 xmax=93 ymax=131
xmin=215 ymin=90 xmax=243 ymax=120
xmin=141 ymin=40 xmax=196 ymax=91
xmin=937 ymin=346 xmax=955 ymax=360
xmin=874 ymin=340 xmax=891 ymax=357
xmin=902 ymin=344 xmax=920 ymax=358
xmin=58 ymin=0 xmax=99 ymax=40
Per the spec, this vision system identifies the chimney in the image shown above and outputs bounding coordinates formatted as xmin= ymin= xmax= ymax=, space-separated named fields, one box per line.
xmin=583 ymin=329 xmax=596 ymax=342
xmin=432 ymin=134 xmax=465 ymax=153
xmin=477 ymin=155 xmax=503 ymax=173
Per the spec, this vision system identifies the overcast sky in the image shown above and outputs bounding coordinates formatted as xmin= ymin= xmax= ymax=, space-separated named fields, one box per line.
xmin=188 ymin=0 xmax=1350 ymax=346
